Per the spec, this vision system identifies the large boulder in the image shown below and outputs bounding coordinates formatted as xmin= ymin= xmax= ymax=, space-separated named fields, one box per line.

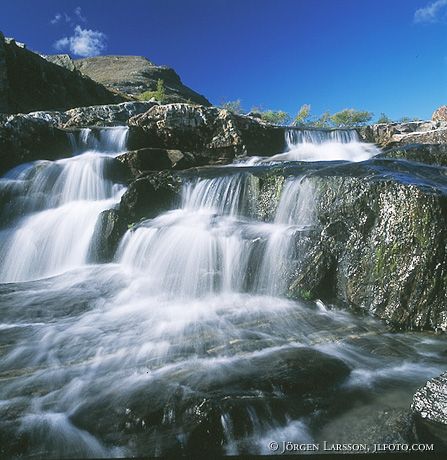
xmin=0 ymin=32 xmax=126 ymax=114
xmin=116 ymin=147 xmax=196 ymax=177
xmin=59 ymin=55 xmax=212 ymax=106
xmin=288 ymin=161 xmax=447 ymax=331
xmin=89 ymin=209 xmax=128 ymax=263
xmin=119 ymin=171 xmax=182 ymax=222
xmin=358 ymin=121 xmax=447 ymax=148
xmin=128 ymin=104 xmax=285 ymax=163
xmin=379 ymin=143 xmax=447 ymax=167
xmin=432 ymin=106 xmax=447 ymax=122
xmin=63 ymin=101 xmax=157 ymax=127
xmin=0 ymin=113 xmax=71 ymax=175
xmin=411 ymin=372 xmax=447 ymax=448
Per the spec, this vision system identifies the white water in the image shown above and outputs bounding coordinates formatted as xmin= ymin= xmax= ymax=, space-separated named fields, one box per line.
xmin=0 ymin=126 xmax=444 ymax=458
xmin=69 ymin=126 xmax=129 ymax=155
xmin=238 ymin=127 xmax=381 ymax=165
xmin=0 ymin=128 xmax=128 ymax=282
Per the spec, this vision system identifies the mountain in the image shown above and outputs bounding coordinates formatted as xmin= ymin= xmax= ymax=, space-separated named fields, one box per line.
xmin=45 ymin=54 xmax=211 ymax=106
xmin=0 ymin=32 xmax=126 ymax=114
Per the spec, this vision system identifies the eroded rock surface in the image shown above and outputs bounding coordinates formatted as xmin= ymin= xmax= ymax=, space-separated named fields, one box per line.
xmin=412 ymin=372 xmax=447 ymax=448
xmin=359 ymin=121 xmax=447 ymax=148
xmin=128 ymin=104 xmax=285 ymax=163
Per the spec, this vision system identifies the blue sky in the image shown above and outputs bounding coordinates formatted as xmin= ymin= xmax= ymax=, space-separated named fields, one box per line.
xmin=1 ymin=0 xmax=447 ymax=120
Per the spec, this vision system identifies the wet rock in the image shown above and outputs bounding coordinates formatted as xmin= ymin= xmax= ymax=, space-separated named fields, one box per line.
xmin=379 ymin=143 xmax=447 ymax=167
xmin=358 ymin=121 xmax=447 ymax=148
xmin=89 ymin=209 xmax=128 ymax=262
xmin=317 ymin=407 xmax=416 ymax=446
xmin=70 ymin=347 xmax=349 ymax=456
xmin=411 ymin=372 xmax=447 ymax=448
xmin=116 ymin=147 xmax=196 ymax=177
xmin=0 ymin=114 xmax=71 ymax=175
xmin=287 ymin=160 xmax=447 ymax=331
xmin=432 ymin=106 xmax=447 ymax=122
xmin=128 ymin=103 xmax=285 ymax=163
xmin=119 ymin=171 xmax=182 ymax=222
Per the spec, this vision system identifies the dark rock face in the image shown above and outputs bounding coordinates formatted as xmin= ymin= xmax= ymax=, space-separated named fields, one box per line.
xmin=432 ymin=106 xmax=447 ymax=122
xmin=411 ymin=372 xmax=447 ymax=448
xmin=116 ymin=148 xmax=196 ymax=177
xmin=379 ymin=143 xmax=447 ymax=167
xmin=89 ymin=209 xmax=128 ymax=263
xmin=288 ymin=162 xmax=447 ymax=331
xmin=0 ymin=33 xmax=126 ymax=114
xmin=0 ymin=114 xmax=71 ymax=175
xmin=119 ymin=171 xmax=182 ymax=222
xmin=358 ymin=121 xmax=447 ymax=148
xmin=128 ymin=104 xmax=285 ymax=163
xmin=70 ymin=55 xmax=211 ymax=106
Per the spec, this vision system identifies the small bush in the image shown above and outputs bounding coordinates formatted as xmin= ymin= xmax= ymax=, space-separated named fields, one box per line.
xmin=138 ymin=79 xmax=166 ymax=102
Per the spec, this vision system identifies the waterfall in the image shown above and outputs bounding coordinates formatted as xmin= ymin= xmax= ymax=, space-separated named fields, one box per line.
xmin=1 ymin=119 xmax=445 ymax=459
xmin=255 ymin=178 xmax=315 ymax=295
xmin=117 ymin=172 xmax=314 ymax=297
xmin=68 ymin=126 xmax=129 ymax=155
xmin=0 ymin=128 xmax=128 ymax=282
xmin=235 ymin=127 xmax=380 ymax=165
xmin=271 ymin=127 xmax=381 ymax=162
xmin=285 ymin=128 xmax=359 ymax=145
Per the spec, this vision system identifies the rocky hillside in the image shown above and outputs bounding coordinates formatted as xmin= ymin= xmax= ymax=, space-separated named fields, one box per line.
xmin=0 ymin=32 xmax=126 ymax=114
xmin=358 ymin=120 xmax=447 ymax=147
xmin=45 ymin=54 xmax=211 ymax=106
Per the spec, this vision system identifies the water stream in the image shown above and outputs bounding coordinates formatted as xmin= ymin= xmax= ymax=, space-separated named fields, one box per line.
xmin=0 ymin=127 xmax=445 ymax=457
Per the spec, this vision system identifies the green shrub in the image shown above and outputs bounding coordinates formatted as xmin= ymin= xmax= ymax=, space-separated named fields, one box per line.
xmin=138 ymin=78 xmax=166 ymax=102
xmin=330 ymin=109 xmax=373 ymax=127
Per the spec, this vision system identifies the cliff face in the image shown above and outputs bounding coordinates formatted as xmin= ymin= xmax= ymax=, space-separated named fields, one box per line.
xmin=71 ymin=55 xmax=211 ymax=106
xmin=0 ymin=32 xmax=126 ymax=114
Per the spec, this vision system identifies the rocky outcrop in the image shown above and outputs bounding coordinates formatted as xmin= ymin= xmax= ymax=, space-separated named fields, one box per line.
xmin=0 ymin=102 xmax=159 ymax=174
xmin=49 ymin=54 xmax=211 ymax=106
xmin=128 ymin=104 xmax=285 ymax=163
xmin=117 ymin=148 xmax=196 ymax=177
xmin=119 ymin=171 xmax=182 ymax=222
xmin=433 ymin=106 xmax=447 ymax=122
xmin=288 ymin=160 xmax=447 ymax=331
xmin=411 ymin=372 xmax=447 ymax=448
xmin=0 ymin=113 xmax=71 ymax=175
xmin=89 ymin=209 xmax=128 ymax=263
xmin=378 ymin=144 xmax=447 ymax=167
xmin=358 ymin=121 xmax=447 ymax=148
xmin=0 ymin=32 xmax=126 ymax=114
xmin=62 ymin=101 xmax=156 ymax=127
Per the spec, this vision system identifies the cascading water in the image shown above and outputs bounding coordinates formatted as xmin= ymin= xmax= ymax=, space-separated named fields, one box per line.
xmin=238 ymin=127 xmax=381 ymax=165
xmin=0 ymin=127 xmax=128 ymax=282
xmin=69 ymin=126 xmax=129 ymax=154
xmin=0 ymin=126 xmax=445 ymax=458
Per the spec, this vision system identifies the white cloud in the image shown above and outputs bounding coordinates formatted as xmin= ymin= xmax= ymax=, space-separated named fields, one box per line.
xmin=74 ymin=7 xmax=87 ymax=22
xmin=50 ymin=13 xmax=62 ymax=25
xmin=54 ymin=26 xmax=107 ymax=57
xmin=414 ymin=0 xmax=447 ymax=23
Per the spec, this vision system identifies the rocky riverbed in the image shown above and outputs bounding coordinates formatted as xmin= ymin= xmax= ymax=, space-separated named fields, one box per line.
xmin=0 ymin=91 xmax=446 ymax=456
